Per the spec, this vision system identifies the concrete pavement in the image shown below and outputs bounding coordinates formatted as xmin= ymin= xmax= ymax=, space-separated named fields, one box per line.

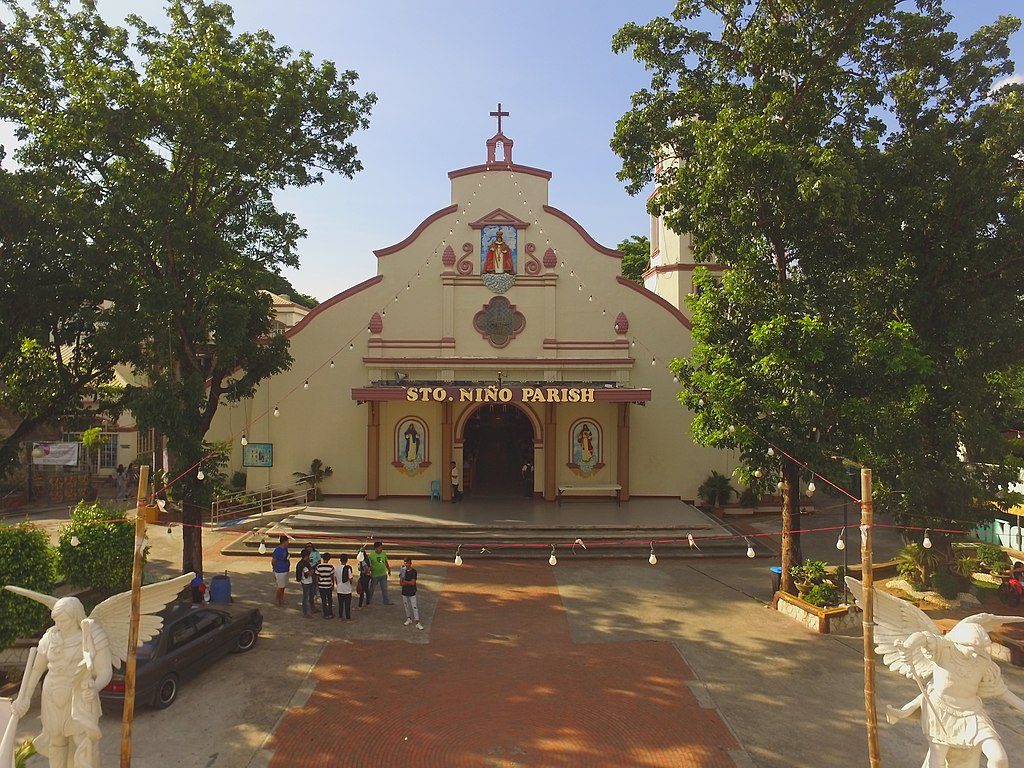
xmin=6 ymin=494 xmax=1024 ymax=766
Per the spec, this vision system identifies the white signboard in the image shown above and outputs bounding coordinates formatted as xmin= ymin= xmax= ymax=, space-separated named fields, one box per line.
xmin=31 ymin=441 xmax=80 ymax=465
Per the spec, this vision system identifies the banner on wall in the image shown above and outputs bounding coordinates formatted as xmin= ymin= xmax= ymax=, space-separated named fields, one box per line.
xmin=31 ymin=442 xmax=80 ymax=466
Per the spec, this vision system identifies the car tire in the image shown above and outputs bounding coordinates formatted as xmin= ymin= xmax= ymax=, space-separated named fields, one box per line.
xmin=153 ymin=674 xmax=179 ymax=709
xmin=232 ymin=627 xmax=258 ymax=653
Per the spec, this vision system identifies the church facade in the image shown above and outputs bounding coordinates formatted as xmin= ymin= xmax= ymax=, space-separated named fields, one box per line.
xmin=210 ymin=116 xmax=724 ymax=502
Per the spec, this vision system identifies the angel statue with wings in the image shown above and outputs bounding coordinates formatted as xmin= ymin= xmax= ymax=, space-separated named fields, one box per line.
xmin=0 ymin=573 xmax=194 ymax=768
xmin=847 ymin=577 xmax=1024 ymax=768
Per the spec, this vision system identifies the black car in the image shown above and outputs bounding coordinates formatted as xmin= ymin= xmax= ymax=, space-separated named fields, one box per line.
xmin=101 ymin=602 xmax=263 ymax=709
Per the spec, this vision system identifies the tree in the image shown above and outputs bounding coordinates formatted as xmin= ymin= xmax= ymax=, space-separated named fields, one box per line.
xmin=0 ymin=165 xmax=124 ymax=477
xmin=617 ymin=234 xmax=650 ymax=284
xmin=0 ymin=522 xmax=55 ymax=649
xmin=612 ymin=1 xmax=1024 ymax=593
xmin=0 ymin=0 xmax=375 ymax=575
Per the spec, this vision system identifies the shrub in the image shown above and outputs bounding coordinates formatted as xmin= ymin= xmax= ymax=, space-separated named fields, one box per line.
xmin=804 ymin=583 xmax=840 ymax=607
xmin=58 ymin=501 xmax=143 ymax=595
xmin=0 ymin=522 xmax=56 ymax=649
xmin=896 ymin=543 xmax=943 ymax=586
xmin=698 ymin=470 xmax=735 ymax=507
xmin=933 ymin=571 xmax=961 ymax=600
xmin=738 ymin=486 xmax=761 ymax=507
xmin=975 ymin=543 xmax=1012 ymax=574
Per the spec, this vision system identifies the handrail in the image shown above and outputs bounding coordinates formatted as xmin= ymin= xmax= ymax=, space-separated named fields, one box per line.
xmin=210 ymin=479 xmax=312 ymax=525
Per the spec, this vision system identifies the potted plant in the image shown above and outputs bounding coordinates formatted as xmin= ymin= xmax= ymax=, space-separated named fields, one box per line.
xmin=788 ymin=560 xmax=839 ymax=606
xmin=698 ymin=470 xmax=735 ymax=514
xmin=293 ymin=459 xmax=333 ymax=500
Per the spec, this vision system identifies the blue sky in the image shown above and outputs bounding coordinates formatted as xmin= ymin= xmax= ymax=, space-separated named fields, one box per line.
xmin=6 ymin=1 xmax=1023 ymax=302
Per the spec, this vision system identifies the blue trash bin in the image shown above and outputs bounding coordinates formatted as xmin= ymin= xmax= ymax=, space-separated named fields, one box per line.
xmin=770 ymin=566 xmax=782 ymax=595
xmin=210 ymin=573 xmax=232 ymax=604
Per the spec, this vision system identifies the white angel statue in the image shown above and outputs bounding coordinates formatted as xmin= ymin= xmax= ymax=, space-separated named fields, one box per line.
xmin=846 ymin=576 xmax=1024 ymax=768
xmin=0 ymin=573 xmax=194 ymax=768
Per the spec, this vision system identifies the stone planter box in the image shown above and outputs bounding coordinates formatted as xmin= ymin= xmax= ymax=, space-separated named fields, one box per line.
xmin=773 ymin=591 xmax=862 ymax=634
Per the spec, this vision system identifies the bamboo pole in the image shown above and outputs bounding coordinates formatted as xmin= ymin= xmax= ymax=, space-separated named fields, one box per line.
xmin=120 ymin=464 xmax=149 ymax=767
xmin=860 ymin=467 xmax=881 ymax=767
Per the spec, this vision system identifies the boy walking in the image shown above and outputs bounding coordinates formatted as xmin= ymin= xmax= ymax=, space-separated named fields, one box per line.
xmin=316 ymin=553 xmax=335 ymax=618
xmin=400 ymin=557 xmax=424 ymax=630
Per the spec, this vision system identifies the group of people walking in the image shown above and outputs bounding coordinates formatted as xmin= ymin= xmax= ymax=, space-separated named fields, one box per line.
xmin=270 ymin=536 xmax=424 ymax=629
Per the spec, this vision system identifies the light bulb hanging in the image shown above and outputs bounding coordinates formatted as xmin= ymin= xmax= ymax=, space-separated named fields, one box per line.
xmin=754 ymin=469 xmax=763 ymax=478
xmin=258 ymin=539 xmax=267 ymax=555
xmin=649 ymin=542 xmax=658 ymax=565
xmin=836 ymin=529 xmax=846 ymax=551
xmin=356 ymin=549 xmax=365 ymax=562
xmin=70 ymin=534 xmax=80 ymax=547
xmin=454 ymin=545 xmax=463 ymax=566
xmin=196 ymin=466 xmax=205 ymax=481
xmin=330 ymin=360 xmax=335 ymax=369
xmin=304 ymin=380 xmax=309 ymax=390
xmin=745 ymin=538 xmax=756 ymax=558
xmin=241 ymin=433 xmax=248 ymax=446
xmin=806 ymin=481 xmax=816 ymax=496
xmin=767 ymin=447 xmax=775 ymax=456
xmin=273 ymin=406 xmax=279 ymax=417
xmin=922 ymin=529 xmax=932 ymax=549
xmin=548 ymin=545 xmax=557 ymax=566
xmin=687 ymin=533 xmax=701 ymax=551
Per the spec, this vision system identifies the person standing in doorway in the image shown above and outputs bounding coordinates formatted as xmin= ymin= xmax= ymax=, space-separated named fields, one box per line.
xmin=125 ymin=462 xmax=139 ymax=499
xmin=367 ymin=541 xmax=393 ymax=605
xmin=335 ymin=554 xmax=354 ymax=620
xmin=271 ymin=535 xmax=290 ymax=607
xmin=316 ymin=553 xmax=335 ymax=618
xmin=450 ymin=461 xmax=462 ymax=502
xmin=401 ymin=557 xmax=424 ymax=630
xmin=114 ymin=464 xmax=127 ymax=501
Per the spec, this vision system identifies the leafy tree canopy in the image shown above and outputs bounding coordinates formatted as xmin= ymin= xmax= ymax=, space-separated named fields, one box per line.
xmin=613 ymin=0 xmax=1024 ymax=589
xmin=617 ymin=234 xmax=650 ymax=284
xmin=0 ymin=0 xmax=374 ymax=574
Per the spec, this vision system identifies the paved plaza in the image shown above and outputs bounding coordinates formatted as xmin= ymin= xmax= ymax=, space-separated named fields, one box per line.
xmin=7 ymin=495 xmax=1024 ymax=766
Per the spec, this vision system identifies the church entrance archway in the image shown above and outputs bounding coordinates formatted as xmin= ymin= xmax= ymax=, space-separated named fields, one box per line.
xmin=463 ymin=404 xmax=535 ymax=498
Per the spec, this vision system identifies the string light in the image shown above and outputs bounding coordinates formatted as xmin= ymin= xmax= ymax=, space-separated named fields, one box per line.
xmin=330 ymin=360 xmax=335 ymax=369
xmin=687 ymin=533 xmax=700 ymax=551
xmin=548 ymin=545 xmax=557 ymax=566
xmin=454 ymin=545 xmax=463 ymax=566
xmin=923 ymin=528 xmax=932 ymax=549
xmin=70 ymin=534 xmax=80 ymax=547
xmin=806 ymin=481 xmax=816 ymax=496
xmin=304 ymin=380 xmax=309 ymax=390
xmin=745 ymin=538 xmax=756 ymax=558
xmin=648 ymin=542 xmax=657 ymax=565
xmin=241 ymin=433 xmax=248 ymax=446
xmin=258 ymin=538 xmax=267 ymax=555
xmin=767 ymin=447 xmax=775 ymax=456
xmin=754 ymin=469 xmax=763 ymax=478
xmin=196 ymin=466 xmax=205 ymax=481
xmin=836 ymin=528 xmax=846 ymax=551
xmin=273 ymin=406 xmax=280 ymax=417
xmin=356 ymin=549 xmax=365 ymax=562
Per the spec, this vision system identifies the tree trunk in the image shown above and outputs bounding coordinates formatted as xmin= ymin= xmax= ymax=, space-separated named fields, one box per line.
xmin=182 ymin=500 xmax=204 ymax=577
xmin=779 ymin=460 xmax=803 ymax=595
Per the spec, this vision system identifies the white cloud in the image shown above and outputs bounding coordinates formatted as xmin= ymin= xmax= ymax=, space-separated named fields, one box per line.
xmin=992 ymin=73 xmax=1024 ymax=93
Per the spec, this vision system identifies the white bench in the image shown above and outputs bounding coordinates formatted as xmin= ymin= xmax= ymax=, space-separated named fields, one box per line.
xmin=557 ymin=484 xmax=622 ymax=506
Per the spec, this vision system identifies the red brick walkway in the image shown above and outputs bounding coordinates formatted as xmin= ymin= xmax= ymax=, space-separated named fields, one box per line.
xmin=268 ymin=562 xmax=739 ymax=767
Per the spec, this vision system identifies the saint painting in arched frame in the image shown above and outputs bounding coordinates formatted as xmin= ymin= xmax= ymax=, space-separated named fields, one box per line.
xmin=393 ymin=417 xmax=430 ymax=476
xmin=567 ymin=419 xmax=604 ymax=478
